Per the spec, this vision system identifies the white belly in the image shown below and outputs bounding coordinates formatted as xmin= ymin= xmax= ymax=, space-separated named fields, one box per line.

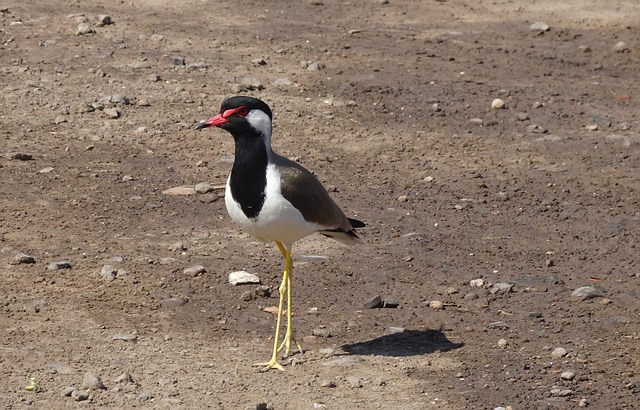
xmin=224 ymin=165 xmax=317 ymax=247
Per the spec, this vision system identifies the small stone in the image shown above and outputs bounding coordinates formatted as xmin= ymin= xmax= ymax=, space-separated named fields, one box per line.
xmin=469 ymin=118 xmax=484 ymax=125
xmin=97 ymin=15 xmax=113 ymax=26
xmin=100 ymin=265 xmax=117 ymax=281
xmin=491 ymin=98 xmax=505 ymax=109
xmin=321 ymin=380 xmax=336 ymax=388
xmin=241 ymin=76 xmax=264 ymax=91
xmin=578 ymin=45 xmax=591 ymax=52
xmin=273 ymin=78 xmax=293 ymax=87
xmin=526 ymin=124 xmax=547 ymax=134
xmin=47 ymin=261 xmax=72 ymax=271
xmin=168 ymin=241 xmax=186 ymax=251
xmin=613 ymin=41 xmax=628 ymax=53
xmin=386 ymin=326 xmax=405 ymax=334
xmin=382 ymin=298 xmax=399 ymax=308
xmin=54 ymin=116 xmax=67 ymax=124
xmin=571 ymin=286 xmax=602 ymax=300
xmin=585 ymin=124 xmax=598 ymax=131
xmin=428 ymin=300 xmax=444 ymax=309
xmin=307 ymin=61 xmax=326 ymax=71
xmin=6 ymin=152 xmax=33 ymax=160
xmin=252 ymin=58 xmax=267 ymax=65
xmin=397 ymin=195 xmax=408 ymax=202
xmin=184 ymin=265 xmax=206 ymax=277
xmin=150 ymin=34 xmax=165 ymax=42
xmin=195 ymin=182 xmax=214 ymax=194
xmin=76 ymin=22 xmax=94 ymax=35
xmin=558 ymin=389 xmax=573 ymax=397
xmin=228 ymin=270 xmax=261 ymax=285
xmin=82 ymin=372 xmax=106 ymax=390
xmin=38 ymin=167 xmax=54 ymax=174
xmin=432 ymin=103 xmax=441 ymax=112
xmin=530 ymin=21 xmax=550 ymax=32
xmin=71 ymin=389 xmax=89 ymax=401
xmin=112 ymin=333 xmax=138 ymax=342
xmin=515 ymin=112 xmax=529 ymax=121
xmin=464 ymin=292 xmax=478 ymax=300
xmin=578 ymin=398 xmax=588 ymax=407
xmin=162 ymin=186 xmax=196 ymax=196
xmin=551 ymin=347 xmax=567 ymax=359
xmin=159 ymin=297 xmax=188 ymax=308
xmin=497 ymin=338 xmax=508 ymax=348
xmin=173 ymin=56 xmax=186 ymax=66
xmin=104 ymin=108 xmax=120 ymax=119
xmin=13 ymin=252 xmax=36 ymax=264
xmin=114 ymin=372 xmax=133 ymax=384
xmin=487 ymin=321 xmax=509 ymax=329
xmin=424 ymin=176 xmax=434 ymax=182
xmin=364 ymin=295 xmax=383 ymax=309
xmin=62 ymin=386 xmax=76 ymax=397
xmin=490 ymin=282 xmax=513 ymax=294
xmin=560 ymin=371 xmax=576 ymax=381
xmin=469 ymin=278 xmax=484 ymax=288
xmin=312 ymin=328 xmax=332 ymax=337
xmin=346 ymin=376 xmax=363 ymax=388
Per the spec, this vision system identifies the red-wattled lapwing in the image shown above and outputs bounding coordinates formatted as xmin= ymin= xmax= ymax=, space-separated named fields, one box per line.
xmin=196 ymin=96 xmax=364 ymax=370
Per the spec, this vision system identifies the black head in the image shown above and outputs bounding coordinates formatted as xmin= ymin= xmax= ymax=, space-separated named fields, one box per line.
xmin=195 ymin=96 xmax=273 ymax=138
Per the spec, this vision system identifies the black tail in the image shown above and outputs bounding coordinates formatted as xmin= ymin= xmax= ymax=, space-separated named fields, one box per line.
xmin=348 ymin=218 xmax=366 ymax=228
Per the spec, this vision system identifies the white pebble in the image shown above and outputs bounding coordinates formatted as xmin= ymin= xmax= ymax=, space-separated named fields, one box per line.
xmin=497 ymin=338 xmax=508 ymax=348
xmin=551 ymin=347 xmax=567 ymax=359
xmin=491 ymin=98 xmax=505 ymax=109
xmin=469 ymin=278 xmax=484 ymax=288
xmin=228 ymin=270 xmax=261 ymax=285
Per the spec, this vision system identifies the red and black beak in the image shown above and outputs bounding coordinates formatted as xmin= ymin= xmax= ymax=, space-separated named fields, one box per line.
xmin=195 ymin=113 xmax=227 ymax=130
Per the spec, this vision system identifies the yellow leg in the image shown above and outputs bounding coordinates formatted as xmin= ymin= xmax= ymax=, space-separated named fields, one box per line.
xmin=277 ymin=246 xmax=303 ymax=357
xmin=254 ymin=241 xmax=301 ymax=370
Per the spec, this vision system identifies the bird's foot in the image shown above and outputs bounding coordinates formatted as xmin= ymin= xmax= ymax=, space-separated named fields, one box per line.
xmin=254 ymin=358 xmax=286 ymax=371
xmin=277 ymin=331 xmax=303 ymax=357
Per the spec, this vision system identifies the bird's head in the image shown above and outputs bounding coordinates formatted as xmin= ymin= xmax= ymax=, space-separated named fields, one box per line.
xmin=195 ymin=96 xmax=273 ymax=140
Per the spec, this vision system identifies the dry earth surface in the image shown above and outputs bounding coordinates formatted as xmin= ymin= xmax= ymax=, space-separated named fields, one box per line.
xmin=1 ymin=0 xmax=639 ymax=409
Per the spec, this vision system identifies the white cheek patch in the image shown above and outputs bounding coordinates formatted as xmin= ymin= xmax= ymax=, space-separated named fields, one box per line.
xmin=246 ymin=109 xmax=272 ymax=140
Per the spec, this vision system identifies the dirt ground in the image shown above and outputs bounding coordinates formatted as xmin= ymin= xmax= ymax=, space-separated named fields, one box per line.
xmin=1 ymin=0 xmax=639 ymax=408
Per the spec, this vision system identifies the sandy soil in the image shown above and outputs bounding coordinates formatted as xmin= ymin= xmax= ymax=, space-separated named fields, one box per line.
xmin=1 ymin=0 xmax=639 ymax=408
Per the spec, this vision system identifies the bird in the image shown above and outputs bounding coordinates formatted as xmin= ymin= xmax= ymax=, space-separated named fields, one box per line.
xmin=195 ymin=96 xmax=364 ymax=370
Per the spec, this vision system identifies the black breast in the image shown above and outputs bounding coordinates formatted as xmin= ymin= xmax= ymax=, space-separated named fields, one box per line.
xmin=229 ymin=136 xmax=268 ymax=219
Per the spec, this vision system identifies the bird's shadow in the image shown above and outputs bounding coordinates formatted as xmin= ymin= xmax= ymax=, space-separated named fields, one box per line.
xmin=341 ymin=329 xmax=463 ymax=357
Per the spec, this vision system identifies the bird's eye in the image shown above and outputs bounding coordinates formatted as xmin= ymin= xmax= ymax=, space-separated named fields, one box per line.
xmin=236 ymin=107 xmax=250 ymax=117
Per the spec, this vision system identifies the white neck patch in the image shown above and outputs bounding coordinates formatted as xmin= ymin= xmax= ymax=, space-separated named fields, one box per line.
xmin=246 ymin=109 xmax=272 ymax=146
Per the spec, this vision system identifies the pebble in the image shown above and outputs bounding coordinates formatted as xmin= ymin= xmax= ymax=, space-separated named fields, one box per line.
xmin=321 ymin=380 xmax=336 ymax=388
xmin=104 ymin=108 xmax=120 ymax=119
xmin=560 ymin=371 xmax=576 ymax=381
xmin=364 ymin=295 xmax=382 ymax=309
xmin=432 ymin=103 xmax=441 ymax=112
xmin=112 ymin=333 xmax=138 ymax=342
xmin=515 ymin=112 xmax=529 ymax=121
xmin=273 ymin=78 xmax=293 ymax=87
xmin=47 ymin=261 xmax=72 ymax=271
xmin=6 ymin=152 xmax=33 ymax=160
xmin=571 ymin=286 xmax=602 ymax=300
xmin=469 ymin=118 xmax=484 ymax=126
xmin=469 ymin=278 xmax=484 ymax=288
xmin=195 ymin=182 xmax=214 ymax=194
xmin=397 ymin=195 xmax=408 ymax=202
xmin=551 ymin=347 xmax=567 ymax=359
xmin=184 ymin=265 xmax=206 ymax=277
xmin=346 ymin=376 xmax=363 ymax=388
xmin=578 ymin=45 xmax=591 ymax=53
xmin=312 ymin=328 xmax=332 ymax=338
xmin=530 ymin=21 xmax=550 ymax=32
xmin=241 ymin=76 xmax=264 ymax=91
xmin=82 ymin=372 xmax=106 ymax=390
xmin=526 ymin=124 xmax=547 ymax=134
xmin=38 ymin=167 xmax=54 ymax=174
xmin=13 ymin=252 xmax=36 ymax=264
xmin=491 ymin=98 xmax=505 ymax=109
xmin=114 ymin=372 xmax=133 ymax=384
xmin=97 ymin=15 xmax=113 ymax=26
xmin=578 ymin=398 xmax=588 ymax=407
xmin=490 ymin=282 xmax=513 ymax=294
xmin=71 ymin=389 xmax=89 ymax=401
xmin=159 ymin=297 xmax=188 ymax=307
xmin=163 ymin=186 xmax=196 ymax=195
xmin=100 ymin=265 xmax=117 ymax=281
xmin=150 ymin=34 xmax=165 ymax=42
xmin=228 ymin=270 xmax=261 ymax=285
xmin=306 ymin=61 xmax=326 ymax=71
xmin=497 ymin=338 xmax=508 ymax=348
xmin=76 ymin=22 xmax=94 ymax=35
xmin=168 ymin=241 xmax=186 ymax=251
xmin=613 ymin=41 xmax=628 ymax=53
xmin=386 ymin=326 xmax=405 ymax=334
xmin=62 ymin=386 xmax=76 ymax=397
xmin=428 ymin=300 xmax=444 ymax=309
xmin=382 ymin=298 xmax=399 ymax=308
xmin=487 ymin=321 xmax=509 ymax=329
